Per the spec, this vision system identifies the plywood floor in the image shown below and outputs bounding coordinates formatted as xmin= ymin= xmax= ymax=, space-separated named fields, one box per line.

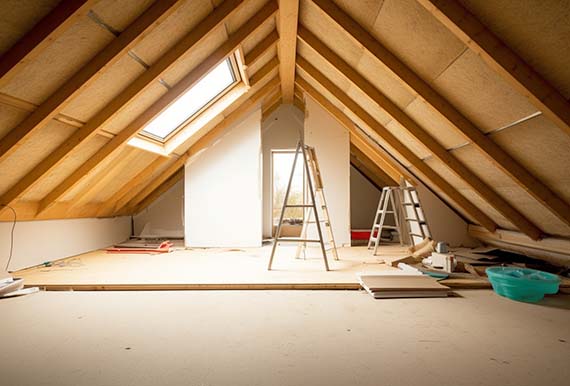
xmin=17 ymin=244 xmax=417 ymax=290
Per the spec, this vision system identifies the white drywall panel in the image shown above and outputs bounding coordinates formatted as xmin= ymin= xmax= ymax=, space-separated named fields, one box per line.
xmin=185 ymin=109 xmax=262 ymax=247
xmin=261 ymin=104 xmax=304 ymax=238
xmin=0 ymin=216 xmax=130 ymax=272
xmin=134 ymin=179 xmax=184 ymax=238
xmin=304 ymin=97 xmax=351 ymax=246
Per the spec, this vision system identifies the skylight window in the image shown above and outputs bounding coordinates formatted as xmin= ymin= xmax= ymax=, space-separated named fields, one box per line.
xmin=141 ymin=58 xmax=237 ymax=141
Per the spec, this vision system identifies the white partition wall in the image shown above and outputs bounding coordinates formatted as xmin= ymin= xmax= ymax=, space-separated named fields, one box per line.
xmin=304 ymin=97 xmax=351 ymax=246
xmin=184 ymin=109 xmax=262 ymax=247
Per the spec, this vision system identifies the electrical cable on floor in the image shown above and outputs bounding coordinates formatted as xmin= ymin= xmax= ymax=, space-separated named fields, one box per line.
xmin=1 ymin=204 xmax=16 ymax=272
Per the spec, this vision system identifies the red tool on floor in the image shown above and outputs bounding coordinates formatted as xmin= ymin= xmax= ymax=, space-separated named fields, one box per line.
xmin=106 ymin=241 xmax=174 ymax=254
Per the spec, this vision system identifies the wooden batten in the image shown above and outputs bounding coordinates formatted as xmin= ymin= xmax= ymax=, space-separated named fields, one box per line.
xmin=0 ymin=0 xmax=183 ymax=164
xmin=416 ymin=0 xmax=570 ymax=138
xmin=35 ymin=1 xmax=278 ymax=216
xmin=296 ymin=58 xmax=499 ymax=233
xmin=277 ymin=0 xmax=299 ymax=103
xmin=297 ymin=34 xmax=543 ymax=240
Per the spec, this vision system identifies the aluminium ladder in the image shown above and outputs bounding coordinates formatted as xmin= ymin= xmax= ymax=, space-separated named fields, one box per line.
xmin=367 ymin=187 xmax=402 ymax=255
xmin=399 ymin=186 xmax=431 ymax=247
xmin=268 ymin=141 xmax=338 ymax=271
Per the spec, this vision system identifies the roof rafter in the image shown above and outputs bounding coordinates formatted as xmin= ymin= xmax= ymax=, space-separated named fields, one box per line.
xmin=307 ymin=1 xmax=570 ymax=230
xmin=295 ymin=61 xmax=499 ymax=233
xmin=297 ymin=44 xmax=543 ymax=240
xmin=277 ymin=0 xmax=299 ymax=103
xmin=0 ymin=0 xmax=183 ymax=163
xmin=416 ymin=0 xmax=570 ymax=138
xmin=0 ymin=0 xmax=249 ymax=212
xmin=0 ymin=0 xmax=96 ymax=88
xmin=37 ymin=2 xmax=278 ymax=216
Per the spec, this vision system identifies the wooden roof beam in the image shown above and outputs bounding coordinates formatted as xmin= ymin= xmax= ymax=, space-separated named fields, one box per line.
xmin=0 ymin=0 xmax=96 ymax=87
xmin=295 ymin=59 xmax=499 ymax=233
xmin=416 ymin=0 xmax=570 ymax=138
xmin=277 ymin=0 xmax=299 ymax=103
xmin=0 ymin=0 xmax=183 ymax=163
xmin=307 ymin=1 xmax=570 ymax=229
xmin=297 ymin=42 xmax=542 ymax=241
xmin=37 ymin=2 xmax=278 ymax=216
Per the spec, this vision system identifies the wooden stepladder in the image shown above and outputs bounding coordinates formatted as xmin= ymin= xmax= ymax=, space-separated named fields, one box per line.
xmin=367 ymin=187 xmax=402 ymax=255
xmin=400 ymin=186 xmax=431 ymax=246
xmin=268 ymin=141 xmax=338 ymax=271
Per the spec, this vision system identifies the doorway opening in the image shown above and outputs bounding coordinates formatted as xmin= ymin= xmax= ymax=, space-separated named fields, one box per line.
xmin=271 ymin=150 xmax=305 ymax=237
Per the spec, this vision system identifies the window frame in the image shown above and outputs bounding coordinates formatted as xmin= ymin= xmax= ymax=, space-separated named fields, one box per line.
xmin=139 ymin=55 xmax=241 ymax=143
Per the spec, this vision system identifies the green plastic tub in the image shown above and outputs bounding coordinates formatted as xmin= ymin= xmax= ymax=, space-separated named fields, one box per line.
xmin=486 ymin=266 xmax=560 ymax=303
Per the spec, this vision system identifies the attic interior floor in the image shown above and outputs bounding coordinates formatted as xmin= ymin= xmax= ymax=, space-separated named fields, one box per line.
xmin=1 ymin=289 xmax=569 ymax=386
xmin=16 ymin=244 xmax=413 ymax=290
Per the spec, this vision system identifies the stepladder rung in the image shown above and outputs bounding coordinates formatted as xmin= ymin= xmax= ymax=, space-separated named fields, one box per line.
xmin=373 ymin=224 xmax=398 ymax=230
xmin=277 ymin=237 xmax=322 ymax=243
xmin=285 ymin=204 xmax=314 ymax=208
xmin=405 ymin=218 xmax=426 ymax=224
xmin=377 ymin=210 xmax=396 ymax=214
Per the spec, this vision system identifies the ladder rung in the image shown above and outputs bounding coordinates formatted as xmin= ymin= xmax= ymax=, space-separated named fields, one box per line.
xmin=373 ymin=224 xmax=398 ymax=230
xmin=405 ymin=218 xmax=426 ymax=224
xmin=409 ymin=233 xmax=424 ymax=238
xmin=377 ymin=210 xmax=396 ymax=214
xmin=403 ymin=203 xmax=420 ymax=207
xmin=306 ymin=220 xmax=329 ymax=224
xmin=285 ymin=204 xmax=314 ymax=208
xmin=277 ymin=237 xmax=322 ymax=243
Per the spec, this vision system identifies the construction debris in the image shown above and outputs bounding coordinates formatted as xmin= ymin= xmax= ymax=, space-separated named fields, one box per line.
xmin=0 ymin=277 xmax=39 ymax=298
xmin=106 ymin=240 xmax=174 ymax=254
xmin=359 ymin=274 xmax=451 ymax=299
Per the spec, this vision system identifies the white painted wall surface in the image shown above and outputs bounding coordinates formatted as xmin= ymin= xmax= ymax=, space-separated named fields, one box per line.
xmin=185 ymin=109 xmax=262 ymax=247
xmin=0 ymin=216 xmax=130 ymax=272
xmin=134 ymin=179 xmax=184 ymax=238
xmin=304 ymin=97 xmax=351 ymax=246
xmin=261 ymin=104 xmax=304 ymax=238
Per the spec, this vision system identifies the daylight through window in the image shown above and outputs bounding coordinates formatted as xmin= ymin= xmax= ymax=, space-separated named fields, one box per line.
xmin=141 ymin=58 xmax=237 ymax=140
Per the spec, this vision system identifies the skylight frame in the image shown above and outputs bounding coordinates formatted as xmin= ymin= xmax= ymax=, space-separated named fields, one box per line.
xmin=140 ymin=55 xmax=241 ymax=143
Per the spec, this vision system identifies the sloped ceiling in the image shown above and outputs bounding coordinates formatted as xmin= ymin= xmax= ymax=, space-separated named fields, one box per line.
xmin=0 ymin=0 xmax=569 ymax=241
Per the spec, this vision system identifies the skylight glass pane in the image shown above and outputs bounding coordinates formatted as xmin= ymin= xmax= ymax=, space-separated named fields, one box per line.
xmin=142 ymin=59 xmax=236 ymax=140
